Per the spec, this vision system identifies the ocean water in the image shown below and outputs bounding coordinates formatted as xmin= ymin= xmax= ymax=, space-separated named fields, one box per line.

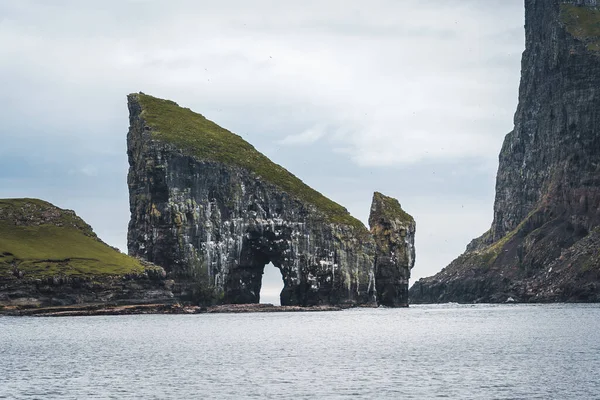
xmin=1 ymin=304 xmax=600 ymax=399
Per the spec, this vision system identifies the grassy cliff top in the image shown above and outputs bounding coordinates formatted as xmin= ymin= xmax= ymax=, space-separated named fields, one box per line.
xmin=0 ymin=198 xmax=94 ymax=233
xmin=369 ymin=192 xmax=414 ymax=227
xmin=131 ymin=92 xmax=366 ymax=231
xmin=0 ymin=198 xmax=146 ymax=279
xmin=560 ymin=3 xmax=600 ymax=52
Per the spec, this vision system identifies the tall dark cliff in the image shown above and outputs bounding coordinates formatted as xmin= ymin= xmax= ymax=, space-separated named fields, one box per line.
xmin=411 ymin=0 xmax=600 ymax=303
xmin=127 ymin=93 xmax=415 ymax=307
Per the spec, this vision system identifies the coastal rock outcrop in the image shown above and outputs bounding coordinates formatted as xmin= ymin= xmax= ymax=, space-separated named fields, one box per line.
xmin=0 ymin=198 xmax=171 ymax=308
xmin=126 ymin=93 xmax=415 ymax=307
xmin=369 ymin=192 xmax=415 ymax=306
xmin=410 ymin=0 xmax=600 ymax=303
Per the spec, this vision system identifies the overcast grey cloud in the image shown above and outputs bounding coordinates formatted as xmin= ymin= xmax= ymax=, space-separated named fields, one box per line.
xmin=0 ymin=0 xmax=525 ymax=301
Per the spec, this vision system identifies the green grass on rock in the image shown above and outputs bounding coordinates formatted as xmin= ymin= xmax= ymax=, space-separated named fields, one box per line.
xmin=133 ymin=93 xmax=367 ymax=231
xmin=560 ymin=4 xmax=600 ymax=53
xmin=0 ymin=199 xmax=146 ymax=279
xmin=370 ymin=192 xmax=414 ymax=224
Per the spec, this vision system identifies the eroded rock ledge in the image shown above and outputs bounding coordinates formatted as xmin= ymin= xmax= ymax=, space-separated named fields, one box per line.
xmin=1 ymin=303 xmax=343 ymax=317
xmin=127 ymin=93 xmax=416 ymax=307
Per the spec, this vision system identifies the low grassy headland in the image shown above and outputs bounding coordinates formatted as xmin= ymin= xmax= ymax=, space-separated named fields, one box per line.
xmin=0 ymin=198 xmax=169 ymax=309
xmin=0 ymin=198 xmax=153 ymax=279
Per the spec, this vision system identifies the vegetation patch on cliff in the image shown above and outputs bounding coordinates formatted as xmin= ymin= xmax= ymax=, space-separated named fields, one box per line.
xmin=369 ymin=192 xmax=414 ymax=225
xmin=0 ymin=199 xmax=147 ymax=279
xmin=0 ymin=198 xmax=93 ymax=233
xmin=560 ymin=4 xmax=600 ymax=53
xmin=133 ymin=93 xmax=366 ymax=231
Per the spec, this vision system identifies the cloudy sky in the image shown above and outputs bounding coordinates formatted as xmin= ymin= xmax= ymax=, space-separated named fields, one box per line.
xmin=0 ymin=0 xmax=525 ymax=303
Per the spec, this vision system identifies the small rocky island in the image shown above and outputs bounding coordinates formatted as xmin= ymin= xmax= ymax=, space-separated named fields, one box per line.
xmin=127 ymin=93 xmax=415 ymax=308
xmin=0 ymin=96 xmax=416 ymax=313
xmin=410 ymin=0 xmax=600 ymax=304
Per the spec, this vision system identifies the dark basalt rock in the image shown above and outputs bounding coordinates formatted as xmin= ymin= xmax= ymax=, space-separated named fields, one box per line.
xmin=410 ymin=0 xmax=600 ymax=304
xmin=126 ymin=94 xmax=416 ymax=307
xmin=369 ymin=192 xmax=416 ymax=307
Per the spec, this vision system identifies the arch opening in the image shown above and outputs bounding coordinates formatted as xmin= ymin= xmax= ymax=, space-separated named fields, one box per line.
xmin=259 ymin=262 xmax=284 ymax=306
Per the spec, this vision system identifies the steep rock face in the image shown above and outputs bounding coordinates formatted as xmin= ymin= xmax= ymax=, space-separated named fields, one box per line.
xmin=369 ymin=192 xmax=416 ymax=307
xmin=0 ymin=198 xmax=170 ymax=308
xmin=127 ymin=93 xmax=387 ymax=306
xmin=410 ymin=0 xmax=600 ymax=303
xmin=127 ymin=94 xmax=416 ymax=307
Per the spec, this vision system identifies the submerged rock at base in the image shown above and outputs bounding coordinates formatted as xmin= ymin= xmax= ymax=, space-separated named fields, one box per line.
xmin=410 ymin=0 xmax=600 ymax=304
xmin=126 ymin=93 xmax=416 ymax=307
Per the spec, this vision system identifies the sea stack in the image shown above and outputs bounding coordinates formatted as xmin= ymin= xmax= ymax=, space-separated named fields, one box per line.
xmin=370 ymin=192 xmax=416 ymax=307
xmin=126 ymin=93 xmax=415 ymax=306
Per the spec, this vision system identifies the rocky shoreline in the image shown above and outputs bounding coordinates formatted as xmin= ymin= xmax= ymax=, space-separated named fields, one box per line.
xmin=0 ymin=302 xmax=345 ymax=317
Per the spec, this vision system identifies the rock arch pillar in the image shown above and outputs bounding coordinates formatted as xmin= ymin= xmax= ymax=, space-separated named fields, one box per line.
xmin=223 ymin=231 xmax=297 ymax=305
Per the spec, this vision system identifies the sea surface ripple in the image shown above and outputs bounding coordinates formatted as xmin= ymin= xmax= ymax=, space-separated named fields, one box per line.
xmin=1 ymin=304 xmax=599 ymax=399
